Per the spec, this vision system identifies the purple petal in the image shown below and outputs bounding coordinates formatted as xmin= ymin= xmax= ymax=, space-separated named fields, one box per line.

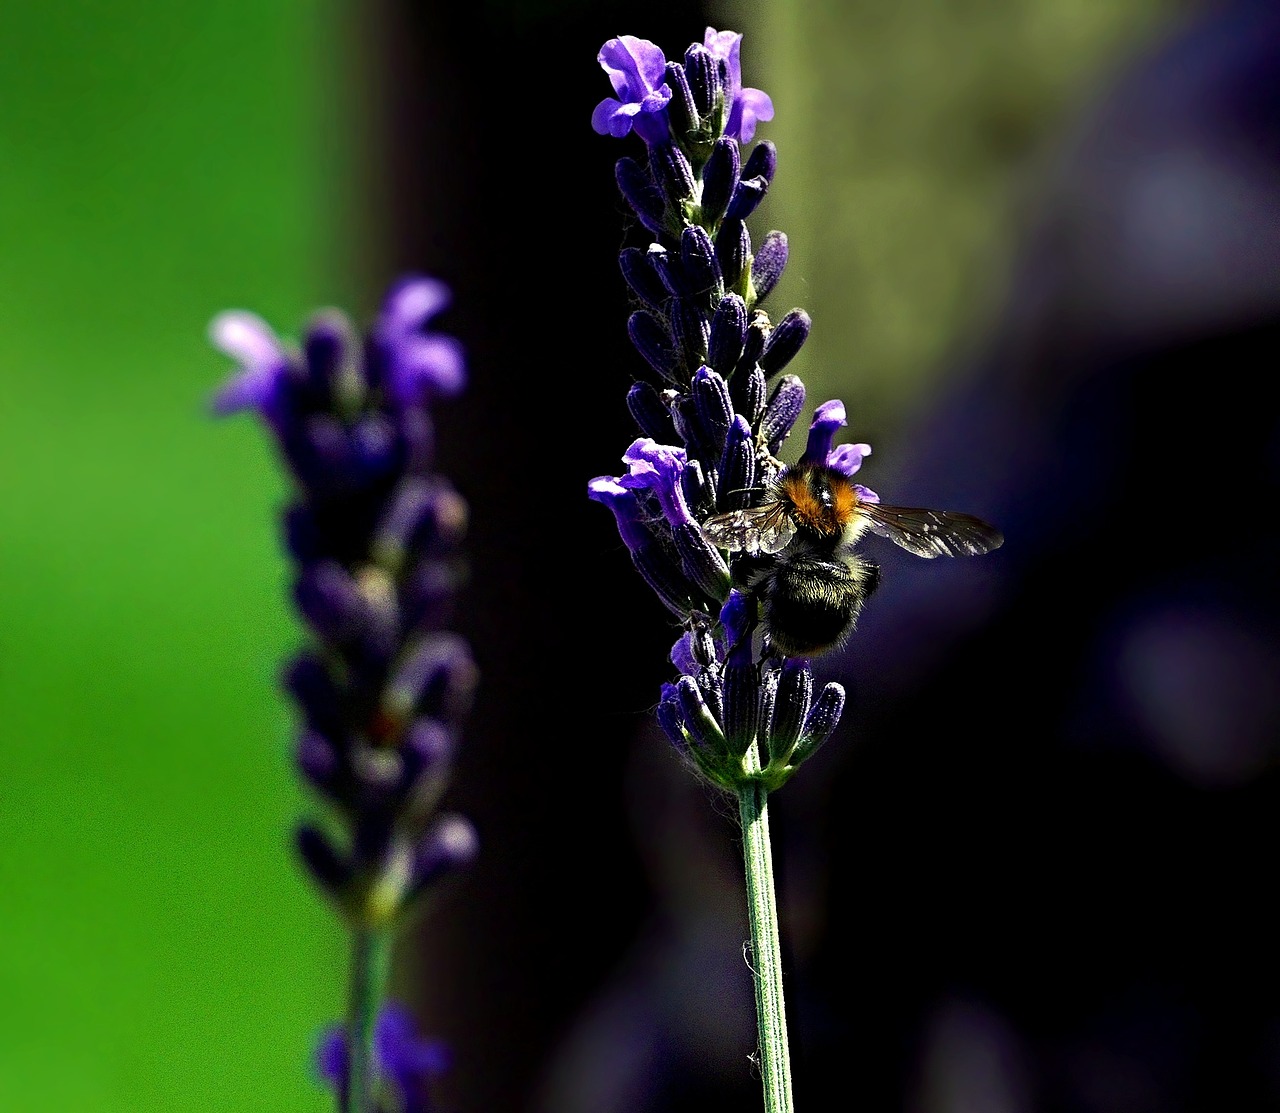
xmin=210 ymin=364 xmax=277 ymax=416
xmin=828 ymin=441 xmax=872 ymax=476
xmin=592 ymin=97 xmax=626 ymax=135
xmin=703 ymin=28 xmax=743 ymax=90
xmin=731 ymin=87 xmax=775 ymax=143
xmin=593 ymin=36 xmax=672 ymax=141
xmin=394 ymin=335 xmax=466 ymax=401
xmin=632 ymin=109 xmax=673 ymax=146
xmin=619 ymin=438 xmax=692 ymax=526
xmin=210 ymin=309 xmax=287 ymax=367
xmin=410 ymin=815 xmax=479 ymax=897
xmin=375 ymin=1004 xmax=417 ymax=1045
xmin=376 ymin=275 xmax=466 ymax=403
xmin=620 ymin=437 xmax=686 ymax=483
xmin=376 ymin=1004 xmax=453 ymax=1106
xmin=382 ymin=275 xmax=451 ymax=329
xmin=315 ymin=1003 xmax=450 ymax=1108
xmin=800 ymin=400 xmax=848 ymax=465
xmin=315 ymin=1026 xmax=347 ymax=1082
xmin=670 ymin=632 xmax=700 ymax=675
xmin=587 ymin=476 xmax=651 ymax=552
xmin=208 ymin=310 xmax=290 ymax=416
xmin=598 ymin=35 xmax=668 ymax=100
xmin=704 ymin=28 xmax=773 ymax=143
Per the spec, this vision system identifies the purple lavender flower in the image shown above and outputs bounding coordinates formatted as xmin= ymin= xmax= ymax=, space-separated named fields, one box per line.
xmin=702 ymin=27 xmax=775 ymax=144
xmin=209 ymin=310 xmax=293 ymax=429
xmin=591 ymin=35 xmax=673 ymax=145
xmin=800 ymin=398 xmax=878 ymax=500
xmin=318 ymin=1002 xmax=449 ymax=1113
xmin=375 ymin=276 xmax=466 ymax=404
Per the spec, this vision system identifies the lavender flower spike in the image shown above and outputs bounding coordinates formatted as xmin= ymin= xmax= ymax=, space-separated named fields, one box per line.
xmin=588 ymin=27 xmax=841 ymax=787
xmin=588 ymin=28 xmax=1003 ymax=1113
xmin=212 ymin=274 xmax=478 ymax=1113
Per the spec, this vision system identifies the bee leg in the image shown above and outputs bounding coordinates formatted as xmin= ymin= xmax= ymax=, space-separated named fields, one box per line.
xmin=862 ymin=558 xmax=882 ymax=600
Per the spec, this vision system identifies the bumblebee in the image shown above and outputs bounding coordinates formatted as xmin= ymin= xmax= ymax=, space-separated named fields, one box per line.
xmin=701 ymin=462 xmax=1004 ymax=658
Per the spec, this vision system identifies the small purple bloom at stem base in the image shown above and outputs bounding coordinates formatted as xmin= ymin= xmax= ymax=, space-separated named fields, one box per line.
xmin=318 ymin=1002 xmax=450 ymax=1113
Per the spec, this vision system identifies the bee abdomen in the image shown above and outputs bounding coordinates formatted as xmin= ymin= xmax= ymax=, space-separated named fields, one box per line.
xmin=763 ymin=555 xmax=875 ymax=657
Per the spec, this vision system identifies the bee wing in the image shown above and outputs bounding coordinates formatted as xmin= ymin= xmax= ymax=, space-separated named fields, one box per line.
xmin=702 ymin=502 xmax=798 ymax=555
xmin=860 ymin=502 xmax=1004 ymax=558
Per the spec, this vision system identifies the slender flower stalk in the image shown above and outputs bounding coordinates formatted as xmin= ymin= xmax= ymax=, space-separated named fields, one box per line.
xmin=588 ymin=28 xmax=1001 ymax=1113
xmin=210 ymin=277 xmax=479 ymax=1113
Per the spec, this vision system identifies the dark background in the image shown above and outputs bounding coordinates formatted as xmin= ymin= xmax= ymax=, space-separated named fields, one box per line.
xmin=367 ymin=5 xmax=731 ymax=1111
xmin=374 ymin=3 xmax=1280 ymax=1112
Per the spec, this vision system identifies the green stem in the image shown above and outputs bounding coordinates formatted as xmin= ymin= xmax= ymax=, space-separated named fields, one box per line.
xmin=344 ymin=927 xmax=390 ymax=1113
xmin=737 ymin=755 xmax=795 ymax=1113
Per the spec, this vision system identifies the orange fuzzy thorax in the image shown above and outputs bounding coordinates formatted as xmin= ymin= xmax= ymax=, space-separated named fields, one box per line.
xmin=779 ymin=464 xmax=859 ymax=539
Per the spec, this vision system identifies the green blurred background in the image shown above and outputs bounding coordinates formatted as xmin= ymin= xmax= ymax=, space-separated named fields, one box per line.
xmin=0 ymin=1 xmax=1183 ymax=1110
xmin=749 ymin=0 xmax=1178 ymax=431
xmin=0 ymin=3 xmax=361 ymax=1110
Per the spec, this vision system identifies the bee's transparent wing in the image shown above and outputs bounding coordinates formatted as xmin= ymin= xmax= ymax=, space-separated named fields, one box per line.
xmin=701 ymin=502 xmax=797 ymax=555
xmin=860 ymin=503 xmax=1004 ymax=559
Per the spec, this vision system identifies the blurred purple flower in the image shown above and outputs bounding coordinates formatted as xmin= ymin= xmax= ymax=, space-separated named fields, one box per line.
xmin=317 ymin=1002 xmax=450 ymax=1113
xmin=208 ymin=310 xmax=292 ymax=425
xmin=375 ymin=276 xmax=466 ymax=404
xmin=210 ymin=274 xmax=476 ymax=926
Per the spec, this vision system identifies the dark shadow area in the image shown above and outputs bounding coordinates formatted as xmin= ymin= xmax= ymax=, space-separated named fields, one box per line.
xmin=363 ymin=6 xmax=721 ymax=1112
xmin=371 ymin=1 xmax=1280 ymax=1111
xmin=794 ymin=2 xmax=1280 ymax=1109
